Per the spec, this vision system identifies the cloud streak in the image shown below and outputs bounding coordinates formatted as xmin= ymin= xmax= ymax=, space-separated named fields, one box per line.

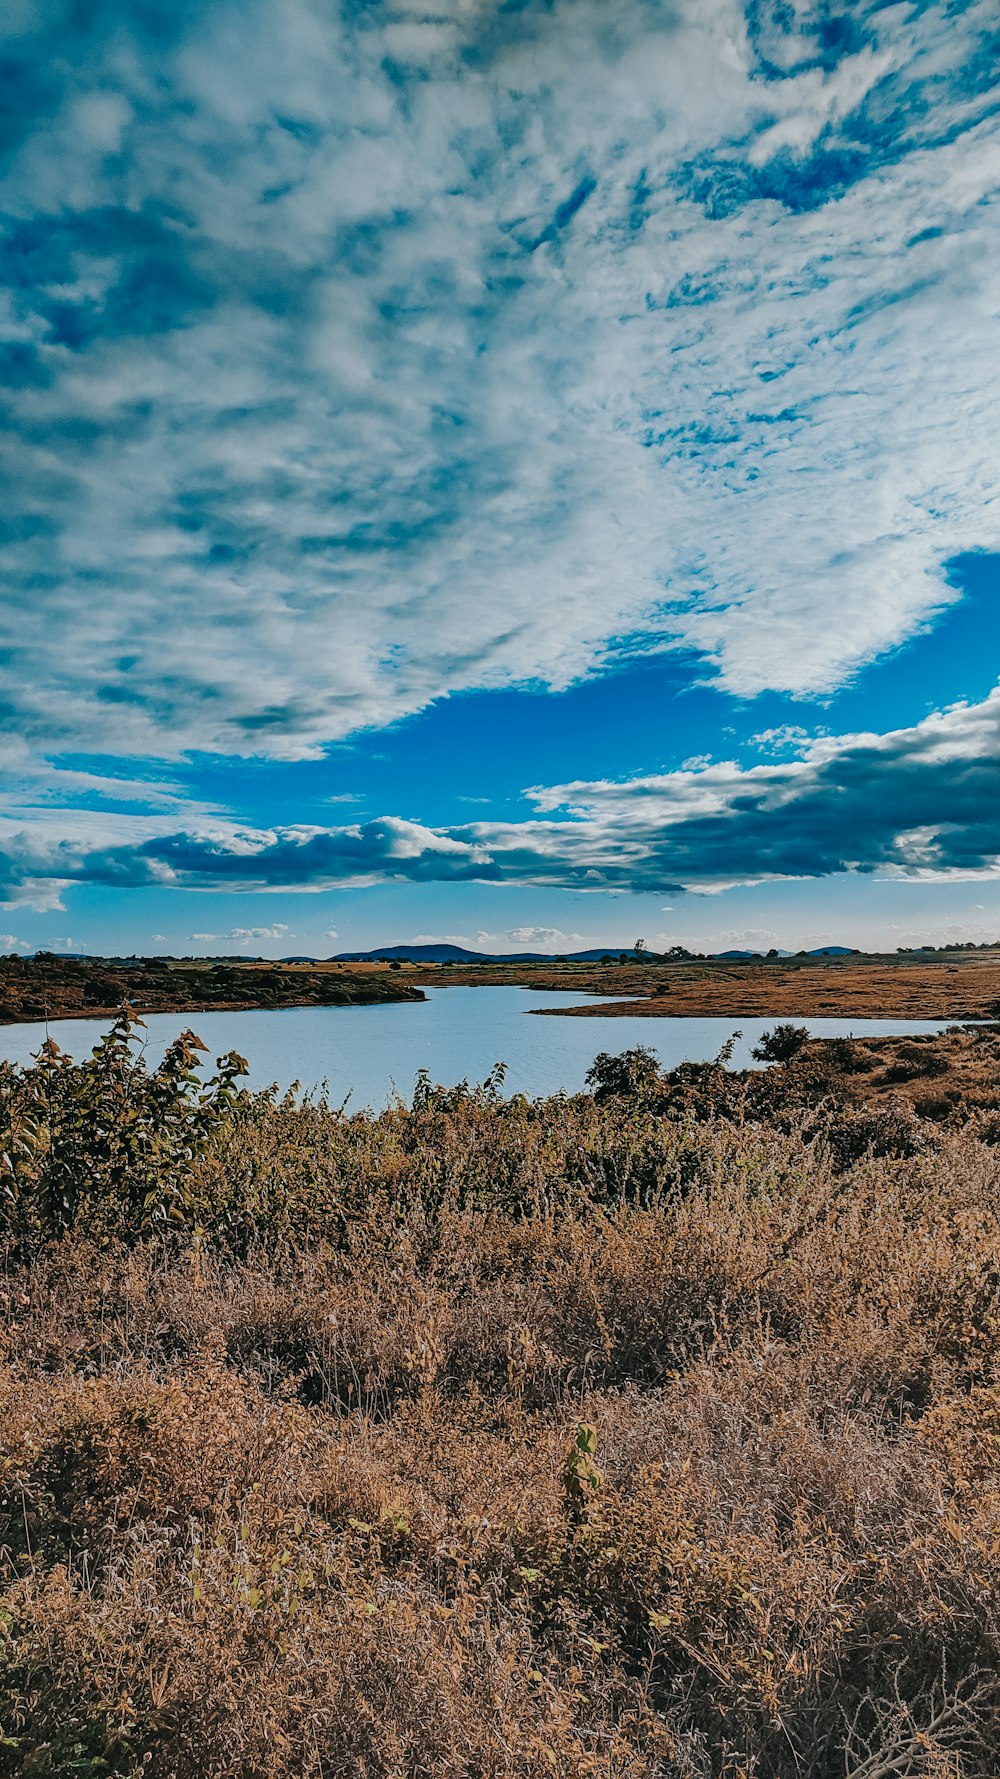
xmin=0 ymin=0 xmax=997 ymax=763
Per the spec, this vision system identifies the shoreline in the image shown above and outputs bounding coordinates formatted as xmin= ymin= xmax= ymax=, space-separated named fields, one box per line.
xmin=527 ymin=996 xmax=979 ymax=1019
xmin=0 ymin=991 xmax=428 ymax=1028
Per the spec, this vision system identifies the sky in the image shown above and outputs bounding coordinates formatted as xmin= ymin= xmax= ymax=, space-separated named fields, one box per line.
xmin=1 ymin=0 xmax=998 ymax=958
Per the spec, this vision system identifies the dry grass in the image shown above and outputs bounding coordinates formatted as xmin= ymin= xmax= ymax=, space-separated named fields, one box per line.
xmin=405 ymin=953 xmax=1000 ymax=1020
xmin=2 ymin=1030 xmax=1000 ymax=1775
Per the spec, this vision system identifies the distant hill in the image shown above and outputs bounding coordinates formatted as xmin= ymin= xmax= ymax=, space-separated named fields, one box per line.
xmin=333 ymin=944 xmax=486 ymax=963
xmin=717 ymin=946 xmax=857 ymax=959
xmin=331 ymin=942 xmax=863 ymax=965
xmin=717 ymin=949 xmax=792 ymax=959
xmin=331 ymin=943 xmax=654 ymax=964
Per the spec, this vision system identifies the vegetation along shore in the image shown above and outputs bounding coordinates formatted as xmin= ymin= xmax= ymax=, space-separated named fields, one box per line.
xmin=0 ymin=953 xmax=424 ymax=1025
xmin=6 ymin=948 xmax=1000 ymax=1027
xmin=2 ymin=1012 xmax=1000 ymax=1775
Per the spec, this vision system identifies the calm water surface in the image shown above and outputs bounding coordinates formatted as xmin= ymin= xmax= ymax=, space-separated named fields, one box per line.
xmin=0 ymin=987 xmax=956 ymax=1108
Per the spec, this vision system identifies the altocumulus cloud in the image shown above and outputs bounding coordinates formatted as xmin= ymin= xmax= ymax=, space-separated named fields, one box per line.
xmin=0 ymin=0 xmax=997 ymax=763
xmin=5 ymin=688 xmax=1000 ymax=903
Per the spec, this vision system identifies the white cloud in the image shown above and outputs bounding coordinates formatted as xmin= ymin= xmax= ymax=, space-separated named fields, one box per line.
xmin=398 ymin=927 xmax=584 ymax=951
xmin=506 ymin=926 xmax=584 ymax=946
xmin=0 ymin=0 xmax=995 ymax=765
xmin=654 ymin=927 xmax=786 ymax=952
xmin=190 ymin=923 xmax=291 ymax=945
xmin=749 ymin=726 xmax=815 ymax=756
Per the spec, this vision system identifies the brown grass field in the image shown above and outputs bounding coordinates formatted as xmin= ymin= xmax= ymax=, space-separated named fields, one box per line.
xmin=3 ymin=1016 xmax=1000 ymax=1776
xmin=403 ymin=953 xmax=1000 ymax=1021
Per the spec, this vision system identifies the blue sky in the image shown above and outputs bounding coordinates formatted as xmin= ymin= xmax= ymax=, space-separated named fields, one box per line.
xmin=1 ymin=0 xmax=998 ymax=957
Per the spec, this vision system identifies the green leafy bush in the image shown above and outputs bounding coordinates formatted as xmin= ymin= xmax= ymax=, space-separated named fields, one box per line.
xmin=0 ymin=1009 xmax=247 ymax=1253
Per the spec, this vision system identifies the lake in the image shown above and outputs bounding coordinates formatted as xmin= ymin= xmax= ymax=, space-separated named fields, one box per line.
xmin=0 ymin=987 xmax=957 ymax=1108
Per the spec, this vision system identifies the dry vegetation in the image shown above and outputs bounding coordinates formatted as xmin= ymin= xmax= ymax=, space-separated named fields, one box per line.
xmin=502 ymin=954 xmax=1000 ymax=1021
xmin=0 ymin=954 xmax=423 ymax=1025
xmin=2 ymin=1016 xmax=1000 ymax=1776
xmin=10 ymin=950 xmax=1000 ymax=1028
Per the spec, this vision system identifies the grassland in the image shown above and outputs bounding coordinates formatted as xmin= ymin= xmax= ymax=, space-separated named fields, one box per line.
xmin=2 ymin=1015 xmax=1000 ymax=1775
xmin=403 ymin=950 xmax=1000 ymax=1021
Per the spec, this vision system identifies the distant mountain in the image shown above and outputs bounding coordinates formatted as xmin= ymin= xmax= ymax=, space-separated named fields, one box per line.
xmin=716 ymin=949 xmax=793 ymax=959
xmin=331 ymin=943 xmax=654 ymax=964
xmin=716 ymin=946 xmax=858 ymax=960
xmin=333 ymin=943 xmax=485 ymax=963
xmin=331 ymin=942 xmax=861 ymax=965
xmin=565 ymin=947 xmax=660 ymax=962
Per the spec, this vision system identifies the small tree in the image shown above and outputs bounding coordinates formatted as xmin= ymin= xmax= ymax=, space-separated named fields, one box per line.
xmin=751 ymin=1023 xmax=809 ymax=1065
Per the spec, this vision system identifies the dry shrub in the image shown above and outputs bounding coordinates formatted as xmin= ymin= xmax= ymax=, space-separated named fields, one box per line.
xmin=2 ymin=1035 xmax=1000 ymax=1774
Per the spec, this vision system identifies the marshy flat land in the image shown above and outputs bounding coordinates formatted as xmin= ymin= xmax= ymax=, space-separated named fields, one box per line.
xmin=3 ymin=1015 xmax=1000 ymax=1777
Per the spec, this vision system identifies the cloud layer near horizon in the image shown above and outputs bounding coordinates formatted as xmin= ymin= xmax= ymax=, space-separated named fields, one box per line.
xmin=5 ymin=684 xmax=1000 ymax=906
xmin=1 ymin=0 xmax=998 ymax=760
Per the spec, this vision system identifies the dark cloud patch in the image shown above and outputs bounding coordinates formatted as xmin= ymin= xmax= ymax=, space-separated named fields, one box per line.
xmin=5 ymin=690 xmax=1000 ymax=905
xmin=527 ymin=693 xmax=1000 ymax=891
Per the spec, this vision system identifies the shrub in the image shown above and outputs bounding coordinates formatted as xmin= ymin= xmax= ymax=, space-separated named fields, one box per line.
xmin=825 ymin=1097 xmax=931 ymax=1171
xmin=585 ymin=1045 xmax=663 ymax=1103
xmin=0 ymin=1009 xmax=247 ymax=1253
xmin=751 ymin=1022 xmax=810 ymax=1065
xmin=1 ymin=1024 xmax=999 ymax=1776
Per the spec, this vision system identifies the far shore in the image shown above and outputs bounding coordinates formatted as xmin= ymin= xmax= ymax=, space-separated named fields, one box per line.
xmin=0 ymin=956 xmax=424 ymax=1028
xmin=404 ymin=953 xmax=1000 ymax=1022
xmin=3 ymin=950 xmax=1000 ymax=1027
